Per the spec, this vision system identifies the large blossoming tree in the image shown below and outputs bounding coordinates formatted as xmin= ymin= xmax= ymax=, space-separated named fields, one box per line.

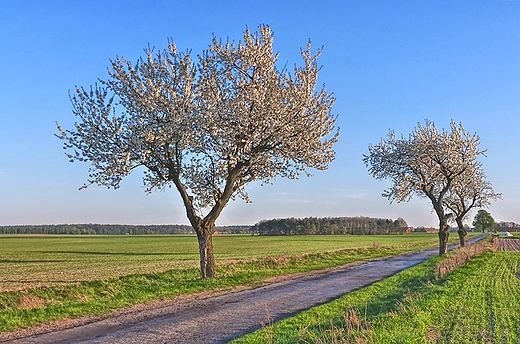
xmin=363 ymin=120 xmax=497 ymax=255
xmin=58 ymin=26 xmax=339 ymax=278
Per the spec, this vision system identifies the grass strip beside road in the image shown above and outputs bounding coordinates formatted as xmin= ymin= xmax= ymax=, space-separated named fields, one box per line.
xmin=0 ymin=234 xmax=456 ymax=333
xmin=232 ymin=243 xmax=520 ymax=343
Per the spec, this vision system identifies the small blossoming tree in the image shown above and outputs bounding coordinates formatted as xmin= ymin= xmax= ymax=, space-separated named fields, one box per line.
xmin=363 ymin=120 xmax=497 ymax=255
xmin=443 ymin=163 xmax=501 ymax=246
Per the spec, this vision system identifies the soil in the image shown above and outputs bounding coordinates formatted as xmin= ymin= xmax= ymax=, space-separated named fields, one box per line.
xmin=1 ymin=235 xmax=486 ymax=344
xmin=495 ymin=238 xmax=520 ymax=251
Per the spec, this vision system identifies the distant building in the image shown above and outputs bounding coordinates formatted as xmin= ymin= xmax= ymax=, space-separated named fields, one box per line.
xmin=414 ymin=226 xmax=437 ymax=233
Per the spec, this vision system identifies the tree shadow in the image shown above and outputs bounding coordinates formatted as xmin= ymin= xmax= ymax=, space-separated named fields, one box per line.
xmin=0 ymin=259 xmax=68 ymax=263
xmin=35 ymin=251 xmax=188 ymax=256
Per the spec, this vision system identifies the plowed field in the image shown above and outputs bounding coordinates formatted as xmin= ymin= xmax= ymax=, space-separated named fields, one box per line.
xmin=495 ymin=238 xmax=520 ymax=251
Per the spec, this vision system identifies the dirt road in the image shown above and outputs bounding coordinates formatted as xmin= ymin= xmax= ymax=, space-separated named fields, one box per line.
xmin=3 ymin=235 xmax=486 ymax=344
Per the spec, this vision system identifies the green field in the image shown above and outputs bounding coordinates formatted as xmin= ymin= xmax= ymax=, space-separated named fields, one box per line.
xmin=232 ymin=245 xmax=520 ymax=343
xmin=0 ymin=233 xmax=455 ymax=332
xmin=0 ymin=234 xmax=450 ymax=291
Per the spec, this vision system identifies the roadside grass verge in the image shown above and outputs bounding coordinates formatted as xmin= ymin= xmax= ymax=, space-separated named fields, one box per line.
xmin=232 ymin=240 xmax=520 ymax=344
xmin=0 ymin=234 xmax=455 ymax=333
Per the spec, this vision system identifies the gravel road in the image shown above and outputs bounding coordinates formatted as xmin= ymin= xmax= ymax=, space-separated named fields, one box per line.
xmin=3 ymin=235 xmax=486 ymax=344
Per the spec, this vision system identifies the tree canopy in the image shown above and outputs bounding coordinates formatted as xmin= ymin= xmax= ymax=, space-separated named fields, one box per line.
xmin=58 ymin=25 xmax=339 ymax=278
xmin=473 ymin=209 xmax=496 ymax=232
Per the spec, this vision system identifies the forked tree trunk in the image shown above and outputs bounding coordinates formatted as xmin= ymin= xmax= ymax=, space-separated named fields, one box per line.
xmin=195 ymin=225 xmax=216 ymax=279
xmin=175 ymin=168 xmax=238 ymax=279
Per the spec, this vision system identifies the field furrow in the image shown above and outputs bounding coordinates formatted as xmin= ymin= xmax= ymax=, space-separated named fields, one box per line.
xmin=436 ymin=253 xmax=520 ymax=343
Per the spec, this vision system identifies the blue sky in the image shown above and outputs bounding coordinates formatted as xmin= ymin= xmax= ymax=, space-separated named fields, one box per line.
xmin=1 ymin=0 xmax=519 ymax=227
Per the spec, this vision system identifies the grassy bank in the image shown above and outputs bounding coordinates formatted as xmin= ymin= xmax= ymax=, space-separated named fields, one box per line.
xmin=232 ymin=242 xmax=520 ymax=343
xmin=0 ymin=234 xmax=454 ymax=333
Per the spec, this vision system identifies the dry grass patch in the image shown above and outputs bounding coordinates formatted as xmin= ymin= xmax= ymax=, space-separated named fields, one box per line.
xmin=18 ymin=294 xmax=46 ymax=309
xmin=298 ymin=308 xmax=374 ymax=344
xmin=258 ymin=255 xmax=292 ymax=268
xmin=435 ymin=241 xmax=491 ymax=279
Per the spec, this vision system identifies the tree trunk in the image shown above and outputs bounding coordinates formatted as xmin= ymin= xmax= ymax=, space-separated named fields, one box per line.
xmin=438 ymin=230 xmax=449 ymax=255
xmin=196 ymin=225 xmax=216 ymax=279
xmin=456 ymin=218 xmax=467 ymax=247
xmin=438 ymin=222 xmax=450 ymax=256
xmin=457 ymin=229 xmax=466 ymax=247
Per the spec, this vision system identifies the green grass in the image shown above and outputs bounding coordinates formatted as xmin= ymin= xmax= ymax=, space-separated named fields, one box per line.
xmin=0 ymin=233 xmax=454 ymax=333
xmin=232 ymin=248 xmax=520 ymax=344
xmin=0 ymin=234 xmax=452 ymax=291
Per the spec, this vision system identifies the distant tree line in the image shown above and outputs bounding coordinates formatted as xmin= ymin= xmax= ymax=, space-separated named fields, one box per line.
xmin=0 ymin=224 xmax=250 ymax=235
xmin=249 ymin=216 xmax=409 ymax=236
xmin=495 ymin=221 xmax=520 ymax=232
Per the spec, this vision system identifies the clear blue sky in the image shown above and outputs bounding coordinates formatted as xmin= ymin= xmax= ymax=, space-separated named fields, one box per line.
xmin=1 ymin=0 xmax=519 ymax=228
